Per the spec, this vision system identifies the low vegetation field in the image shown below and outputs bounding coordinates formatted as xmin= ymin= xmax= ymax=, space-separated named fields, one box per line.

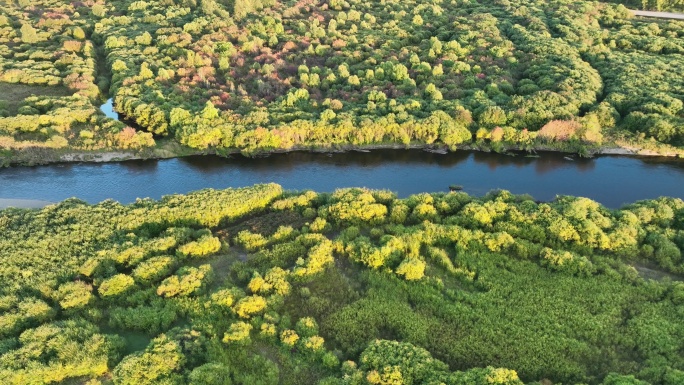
xmin=1 ymin=184 xmax=683 ymax=384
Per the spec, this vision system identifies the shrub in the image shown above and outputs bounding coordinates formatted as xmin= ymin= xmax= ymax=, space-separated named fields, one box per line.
xmin=222 ymin=321 xmax=253 ymax=343
xmin=395 ymin=258 xmax=426 ymax=280
xmin=233 ymin=295 xmax=267 ymax=318
xmin=157 ymin=265 xmax=213 ymax=297
xmin=98 ymin=274 xmax=135 ymax=298
xmin=132 ymin=256 xmax=175 ymax=284
xmin=538 ymin=120 xmax=581 ymax=141
xmin=178 ymin=234 xmax=221 ymax=258
xmin=55 ymin=281 xmax=93 ymax=309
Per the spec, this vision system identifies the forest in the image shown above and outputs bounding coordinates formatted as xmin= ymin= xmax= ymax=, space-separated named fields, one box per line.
xmin=1 ymin=0 xmax=684 ymax=164
xmin=0 ymin=184 xmax=683 ymax=384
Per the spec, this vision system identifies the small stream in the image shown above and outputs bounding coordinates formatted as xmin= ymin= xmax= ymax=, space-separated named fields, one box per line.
xmin=100 ymin=98 xmax=119 ymax=120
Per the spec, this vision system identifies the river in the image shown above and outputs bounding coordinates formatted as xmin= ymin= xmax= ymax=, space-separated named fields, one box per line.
xmin=1 ymin=99 xmax=683 ymax=210
xmin=1 ymin=149 xmax=683 ymax=209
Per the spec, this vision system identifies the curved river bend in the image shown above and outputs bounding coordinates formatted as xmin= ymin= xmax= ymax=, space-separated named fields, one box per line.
xmin=1 ymin=149 xmax=683 ymax=209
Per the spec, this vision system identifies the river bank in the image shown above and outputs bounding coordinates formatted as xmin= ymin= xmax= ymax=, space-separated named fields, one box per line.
xmin=1 ymin=138 xmax=682 ymax=168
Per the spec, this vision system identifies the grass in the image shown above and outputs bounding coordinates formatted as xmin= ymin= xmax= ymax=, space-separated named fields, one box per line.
xmin=0 ymin=82 xmax=73 ymax=115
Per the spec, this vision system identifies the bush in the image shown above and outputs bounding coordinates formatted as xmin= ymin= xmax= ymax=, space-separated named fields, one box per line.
xmin=133 ymin=256 xmax=175 ymax=284
xmin=538 ymin=120 xmax=582 ymax=141
xmin=55 ymin=281 xmax=93 ymax=309
xmin=98 ymin=274 xmax=136 ymax=298
xmin=233 ymin=295 xmax=267 ymax=318
xmin=157 ymin=265 xmax=213 ymax=297
xmin=178 ymin=234 xmax=221 ymax=258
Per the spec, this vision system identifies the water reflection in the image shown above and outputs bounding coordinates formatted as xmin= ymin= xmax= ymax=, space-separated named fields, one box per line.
xmin=534 ymin=156 xmax=596 ymax=175
xmin=469 ymin=151 xmax=597 ymax=174
xmin=639 ymin=156 xmax=684 ymax=171
xmin=180 ymin=149 xmax=475 ymax=172
xmin=120 ymin=159 xmax=159 ymax=174
xmin=472 ymin=151 xmax=534 ymax=171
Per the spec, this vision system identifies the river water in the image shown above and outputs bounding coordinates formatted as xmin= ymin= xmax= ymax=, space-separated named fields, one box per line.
xmin=1 ymin=149 xmax=683 ymax=209
xmin=100 ymin=98 xmax=119 ymax=120
xmin=1 ymin=98 xmax=683 ymax=209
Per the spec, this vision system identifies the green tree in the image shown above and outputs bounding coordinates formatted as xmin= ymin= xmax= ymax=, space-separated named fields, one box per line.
xmin=20 ymin=24 xmax=39 ymax=44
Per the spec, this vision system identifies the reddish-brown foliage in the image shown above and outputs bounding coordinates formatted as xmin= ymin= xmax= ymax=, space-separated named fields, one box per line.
xmin=538 ymin=120 xmax=581 ymax=141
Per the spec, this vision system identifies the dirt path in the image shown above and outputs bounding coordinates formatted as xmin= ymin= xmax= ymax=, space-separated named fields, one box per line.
xmin=631 ymin=262 xmax=683 ymax=282
xmin=632 ymin=10 xmax=684 ymax=20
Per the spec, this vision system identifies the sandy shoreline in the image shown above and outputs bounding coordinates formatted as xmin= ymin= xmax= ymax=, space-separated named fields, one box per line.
xmin=594 ymin=146 xmax=682 ymax=157
xmin=0 ymin=198 xmax=53 ymax=209
xmin=59 ymin=151 xmax=142 ymax=162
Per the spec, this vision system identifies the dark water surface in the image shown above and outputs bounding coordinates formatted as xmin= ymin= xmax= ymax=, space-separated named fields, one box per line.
xmin=1 ymin=150 xmax=683 ymax=209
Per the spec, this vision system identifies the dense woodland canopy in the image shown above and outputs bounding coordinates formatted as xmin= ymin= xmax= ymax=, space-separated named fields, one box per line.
xmin=0 ymin=184 xmax=683 ymax=384
xmin=2 ymin=1 xmax=684 ymax=384
xmin=0 ymin=0 xmax=684 ymax=162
